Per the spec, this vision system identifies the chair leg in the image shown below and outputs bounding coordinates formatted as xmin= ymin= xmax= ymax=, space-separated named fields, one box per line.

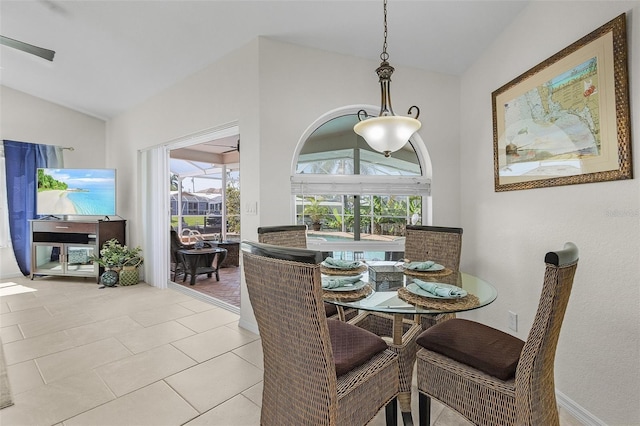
xmin=418 ymin=393 xmax=431 ymax=426
xmin=385 ymin=396 xmax=398 ymax=426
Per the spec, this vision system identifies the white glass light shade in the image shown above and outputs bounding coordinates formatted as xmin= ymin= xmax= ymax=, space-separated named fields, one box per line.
xmin=354 ymin=115 xmax=421 ymax=156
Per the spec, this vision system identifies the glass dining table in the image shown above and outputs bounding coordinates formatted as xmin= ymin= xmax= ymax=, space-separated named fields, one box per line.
xmin=323 ymin=261 xmax=498 ymax=334
xmin=322 ymin=261 xmax=498 ymax=425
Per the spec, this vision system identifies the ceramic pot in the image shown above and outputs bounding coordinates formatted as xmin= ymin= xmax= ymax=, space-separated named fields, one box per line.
xmin=100 ymin=269 xmax=119 ymax=287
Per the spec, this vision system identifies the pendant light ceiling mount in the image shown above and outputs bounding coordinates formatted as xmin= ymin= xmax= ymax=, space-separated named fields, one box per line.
xmin=354 ymin=0 xmax=421 ymax=157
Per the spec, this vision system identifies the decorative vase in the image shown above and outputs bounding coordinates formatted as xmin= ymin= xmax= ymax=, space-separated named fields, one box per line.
xmin=119 ymin=266 xmax=139 ymax=286
xmin=119 ymin=257 xmax=142 ymax=286
xmin=100 ymin=269 xmax=119 ymax=287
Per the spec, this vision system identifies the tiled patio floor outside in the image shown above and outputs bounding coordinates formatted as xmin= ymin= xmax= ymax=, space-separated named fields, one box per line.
xmin=172 ymin=266 xmax=241 ymax=308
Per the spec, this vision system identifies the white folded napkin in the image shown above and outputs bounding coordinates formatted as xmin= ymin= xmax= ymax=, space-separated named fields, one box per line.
xmin=413 ymin=279 xmax=467 ymax=298
xmin=406 ymin=261 xmax=437 ymax=271
xmin=322 ymin=274 xmax=363 ymax=289
xmin=323 ymin=257 xmax=361 ymax=269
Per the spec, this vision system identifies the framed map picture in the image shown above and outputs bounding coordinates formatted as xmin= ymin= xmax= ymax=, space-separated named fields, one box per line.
xmin=492 ymin=13 xmax=632 ymax=191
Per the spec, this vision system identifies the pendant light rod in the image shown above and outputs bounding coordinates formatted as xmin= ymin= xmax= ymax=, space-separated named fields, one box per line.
xmin=354 ymin=0 xmax=421 ymax=157
xmin=380 ymin=0 xmax=389 ymax=63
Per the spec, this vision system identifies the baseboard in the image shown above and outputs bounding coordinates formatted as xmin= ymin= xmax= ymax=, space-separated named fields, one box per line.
xmin=0 ymin=272 xmax=25 ymax=281
xmin=238 ymin=318 xmax=259 ymax=335
xmin=557 ymin=389 xmax=606 ymax=426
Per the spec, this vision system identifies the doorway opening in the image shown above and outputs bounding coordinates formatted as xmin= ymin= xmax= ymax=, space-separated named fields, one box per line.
xmin=168 ymin=126 xmax=241 ymax=310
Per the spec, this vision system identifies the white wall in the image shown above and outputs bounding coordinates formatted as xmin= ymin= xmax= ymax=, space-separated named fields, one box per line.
xmin=0 ymin=86 xmax=106 ymax=278
xmin=459 ymin=2 xmax=640 ymax=424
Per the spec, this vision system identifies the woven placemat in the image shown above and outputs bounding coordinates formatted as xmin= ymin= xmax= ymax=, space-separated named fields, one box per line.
xmin=402 ymin=267 xmax=453 ymax=278
xmin=320 ymin=265 xmax=367 ymax=276
xmin=397 ymin=287 xmax=480 ymax=311
xmin=323 ymin=284 xmax=372 ymax=301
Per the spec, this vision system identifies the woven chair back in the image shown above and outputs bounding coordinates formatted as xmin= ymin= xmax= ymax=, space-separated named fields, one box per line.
xmin=242 ymin=242 xmax=338 ymax=425
xmin=404 ymin=225 xmax=463 ymax=270
xmin=515 ymin=243 xmax=579 ymax=425
xmin=257 ymin=225 xmax=308 ymax=248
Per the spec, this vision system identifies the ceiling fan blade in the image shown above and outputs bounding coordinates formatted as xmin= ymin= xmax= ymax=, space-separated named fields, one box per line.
xmin=0 ymin=35 xmax=55 ymax=61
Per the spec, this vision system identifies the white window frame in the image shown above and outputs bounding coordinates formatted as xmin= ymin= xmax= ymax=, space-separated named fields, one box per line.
xmin=291 ymin=105 xmax=433 ymax=254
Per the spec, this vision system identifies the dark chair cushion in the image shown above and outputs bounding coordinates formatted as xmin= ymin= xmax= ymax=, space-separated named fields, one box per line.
xmin=327 ymin=319 xmax=388 ymax=376
xmin=324 ymin=302 xmax=338 ymax=318
xmin=416 ymin=318 xmax=525 ymax=381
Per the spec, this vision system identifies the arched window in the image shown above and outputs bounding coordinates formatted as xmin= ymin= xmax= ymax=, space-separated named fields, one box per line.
xmin=291 ymin=107 xmax=432 ymax=260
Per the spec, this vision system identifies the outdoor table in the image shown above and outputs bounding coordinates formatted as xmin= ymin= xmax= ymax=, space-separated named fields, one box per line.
xmin=178 ymin=247 xmax=227 ymax=285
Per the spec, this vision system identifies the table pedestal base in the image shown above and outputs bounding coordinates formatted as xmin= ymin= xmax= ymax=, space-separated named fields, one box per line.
xmin=349 ymin=312 xmax=422 ymax=426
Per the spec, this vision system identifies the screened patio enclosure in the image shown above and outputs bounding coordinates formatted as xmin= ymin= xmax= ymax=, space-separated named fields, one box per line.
xmin=170 ymin=139 xmax=240 ymax=242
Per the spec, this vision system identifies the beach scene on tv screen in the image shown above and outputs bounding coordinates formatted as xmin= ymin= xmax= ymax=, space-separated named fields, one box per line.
xmin=37 ymin=169 xmax=116 ymax=216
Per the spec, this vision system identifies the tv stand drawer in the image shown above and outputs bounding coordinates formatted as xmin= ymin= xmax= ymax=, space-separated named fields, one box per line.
xmin=32 ymin=221 xmax=97 ymax=234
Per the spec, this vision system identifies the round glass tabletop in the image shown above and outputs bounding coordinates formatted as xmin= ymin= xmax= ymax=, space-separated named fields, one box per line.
xmin=322 ymin=261 xmax=497 ymax=315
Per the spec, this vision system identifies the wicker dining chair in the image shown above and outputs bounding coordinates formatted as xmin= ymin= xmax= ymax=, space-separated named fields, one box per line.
xmin=241 ymin=241 xmax=400 ymax=426
xmin=404 ymin=225 xmax=464 ymax=329
xmin=257 ymin=225 xmax=308 ymax=248
xmin=415 ymin=242 xmax=579 ymax=426
xmin=257 ymin=224 xmax=355 ymax=320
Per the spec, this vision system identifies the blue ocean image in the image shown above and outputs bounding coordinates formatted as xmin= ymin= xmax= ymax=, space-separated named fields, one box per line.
xmin=47 ymin=169 xmax=116 ymax=215
xmin=66 ymin=186 xmax=116 ymax=215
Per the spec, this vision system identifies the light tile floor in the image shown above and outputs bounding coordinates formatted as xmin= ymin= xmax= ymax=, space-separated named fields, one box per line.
xmin=0 ymin=276 xmax=583 ymax=426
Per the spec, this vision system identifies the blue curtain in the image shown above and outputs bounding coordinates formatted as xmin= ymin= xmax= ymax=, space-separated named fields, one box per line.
xmin=3 ymin=140 xmax=64 ymax=275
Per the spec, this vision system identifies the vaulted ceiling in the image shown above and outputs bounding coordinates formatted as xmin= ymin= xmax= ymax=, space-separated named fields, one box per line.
xmin=1 ymin=0 xmax=529 ymax=121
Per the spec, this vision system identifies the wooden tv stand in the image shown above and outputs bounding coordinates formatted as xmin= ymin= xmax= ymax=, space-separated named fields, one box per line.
xmin=30 ymin=218 xmax=126 ymax=282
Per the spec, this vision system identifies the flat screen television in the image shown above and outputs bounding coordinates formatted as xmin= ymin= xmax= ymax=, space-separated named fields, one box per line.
xmin=37 ymin=168 xmax=116 ymax=216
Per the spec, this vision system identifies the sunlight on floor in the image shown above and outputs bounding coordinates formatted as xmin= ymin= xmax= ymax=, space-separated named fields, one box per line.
xmin=0 ymin=282 xmax=37 ymax=297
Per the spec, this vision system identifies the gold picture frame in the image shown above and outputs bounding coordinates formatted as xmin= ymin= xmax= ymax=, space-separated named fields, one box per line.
xmin=492 ymin=13 xmax=632 ymax=191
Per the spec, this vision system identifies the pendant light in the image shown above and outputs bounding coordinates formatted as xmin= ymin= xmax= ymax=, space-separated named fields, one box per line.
xmin=354 ymin=0 xmax=421 ymax=157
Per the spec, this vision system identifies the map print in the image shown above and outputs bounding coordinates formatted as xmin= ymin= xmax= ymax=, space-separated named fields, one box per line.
xmin=501 ymin=57 xmax=600 ymax=177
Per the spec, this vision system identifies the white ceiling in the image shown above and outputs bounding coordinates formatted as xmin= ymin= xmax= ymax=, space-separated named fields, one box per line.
xmin=1 ymin=0 xmax=529 ymax=122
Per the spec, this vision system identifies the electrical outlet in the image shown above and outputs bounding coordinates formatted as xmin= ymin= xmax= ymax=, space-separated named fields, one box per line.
xmin=508 ymin=311 xmax=518 ymax=331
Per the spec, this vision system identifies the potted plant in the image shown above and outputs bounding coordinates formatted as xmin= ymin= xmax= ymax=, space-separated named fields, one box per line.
xmin=304 ymin=198 xmax=329 ymax=231
xmin=90 ymin=238 xmax=143 ymax=286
